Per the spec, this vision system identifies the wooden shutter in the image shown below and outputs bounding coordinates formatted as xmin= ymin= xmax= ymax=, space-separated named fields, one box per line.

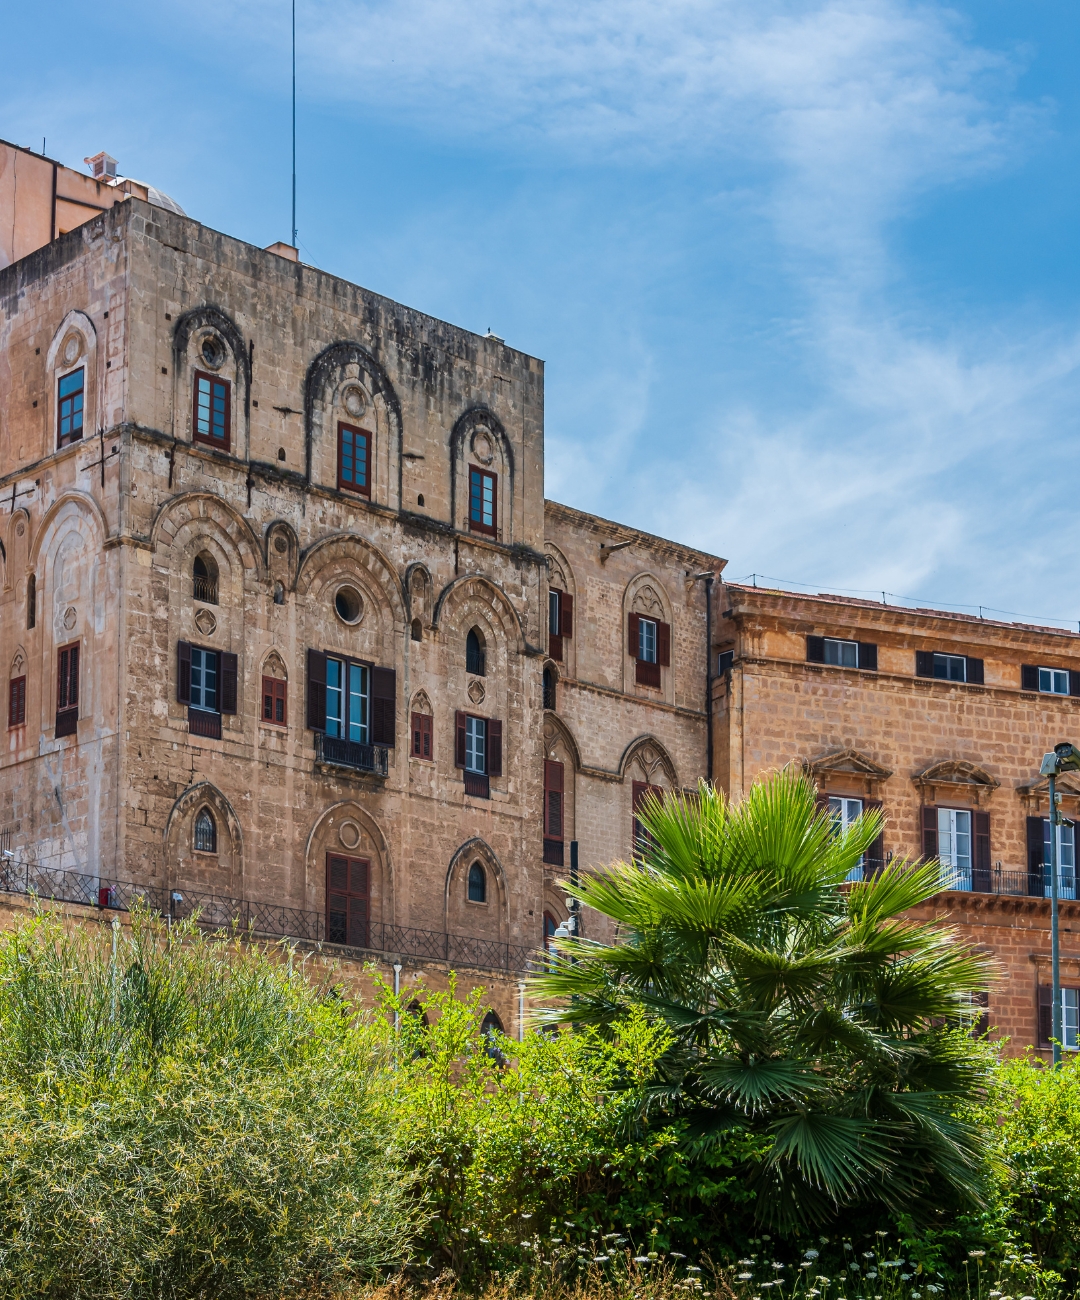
xmin=455 ymin=711 xmax=467 ymax=768
xmin=262 ymin=677 xmax=286 ymax=724
xmin=806 ymin=635 xmax=826 ymax=664
xmin=1070 ymin=670 xmax=1080 ymax=697
xmin=487 ymin=718 xmax=502 ymax=777
xmin=1027 ymin=815 xmax=1046 ymax=896
xmin=326 ymin=853 xmax=370 ymax=948
xmin=965 ymin=657 xmax=984 ymax=685
xmin=857 ymin=642 xmax=878 ymax=671
xmin=371 ymin=667 xmax=396 ymax=746
xmin=412 ymin=712 xmax=433 ymax=759
xmin=421 ymin=712 xmax=432 ymax=758
xmin=973 ymin=811 xmax=991 ymax=892
xmin=921 ymin=805 xmax=938 ymax=860
xmin=220 ymin=652 xmax=238 ymax=714
xmin=177 ymin=641 xmax=191 ymax=705
xmin=657 ymin=620 xmax=671 ymax=667
xmin=1021 ymin=664 xmax=1039 ymax=691
xmin=1038 ymin=984 xmax=1053 ymax=1046
xmin=306 ymin=650 xmax=326 ymax=731
xmin=863 ymin=798 xmax=884 ymax=876
xmin=8 ymin=676 xmax=26 ymax=727
xmin=544 ymin=760 xmax=564 ymax=839
xmin=58 ymin=644 xmax=79 ymax=711
xmin=628 ymin=612 xmax=640 ymax=658
xmin=560 ymin=592 xmax=573 ymax=638
xmin=549 ymin=631 xmax=563 ymax=662
xmin=915 ymin=650 xmax=934 ymax=678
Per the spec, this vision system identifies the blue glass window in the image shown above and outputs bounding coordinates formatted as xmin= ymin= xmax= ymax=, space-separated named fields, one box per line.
xmin=57 ymin=368 xmax=84 ymax=446
xmin=325 ymin=656 xmax=369 ymax=742
xmin=194 ymin=372 xmax=229 ymax=446
xmin=338 ymin=424 xmax=370 ymax=495
xmin=469 ymin=466 xmax=496 ymax=533
xmin=190 ymin=647 xmax=219 ymax=713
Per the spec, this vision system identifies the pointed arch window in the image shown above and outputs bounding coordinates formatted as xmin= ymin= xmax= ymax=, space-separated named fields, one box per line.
xmin=193 ymin=552 xmax=219 ymax=605
xmin=194 ymin=808 xmax=217 ymax=854
xmin=466 ymin=628 xmax=485 ymax=677
xmin=467 ymin=861 xmax=487 ymax=903
xmin=57 ymin=368 xmax=85 ymax=447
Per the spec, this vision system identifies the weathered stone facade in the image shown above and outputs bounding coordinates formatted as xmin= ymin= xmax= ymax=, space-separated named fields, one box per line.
xmin=0 ymin=196 xmax=718 ymax=1031
xmin=715 ymin=583 xmax=1080 ymax=1056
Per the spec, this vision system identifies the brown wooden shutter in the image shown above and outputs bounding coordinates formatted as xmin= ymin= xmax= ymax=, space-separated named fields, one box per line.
xmin=657 ymin=620 xmax=671 ymax=667
xmin=1027 ymin=816 xmax=1046 ymax=896
xmin=1038 ymin=984 xmax=1053 ymax=1046
xmin=857 ymin=643 xmax=878 ymax=671
xmin=864 ymin=798 xmax=884 ymax=876
xmin=965 ymin=656 xmax=984 ymax=685
xmin=306 ymin=649 xmax=326 ymax=731
xmin=1071 ymin=670 xmax=1080 ymax=697
xmin=455 ymin=711 xmax=467 ymax=768
xmin=561 ymin=592 xmax=573 ymax=639
xmin=9 ymin=676 xmax=26 ymax=727
xmin=411 ymin=712 xmax=433 ymax=759
xmin=806 ymin=636 xmax=826 ymax=663
xmin=411 ymin=712 xmax=422 ymax=756
xmin=220 ymin=652 xmax=238 ymax=714
xmin=487 ymin=718 xmax=502 ymax=777
xmin=921 ymin=806 xmax=938 ymax=860
xmin=58 ymin=645 xmax=79 ymax=711
xmin=1021 ymin=664 xmax=1039 ymax=691
xmin=371 ymin=667 xmax=396 ymax=746
xmin=422 ymin=712 xmax=432 ymax=759
xmin=549 ymin=631 xmax=563 ymax=662
xmin=326 ymin=853 xmax=370 ymax=948
xmin=262 ymin=677 xmax=286 ymax=724
xmin=177 ymin=641 xmax=191 ymax=705
xmin=544 ymin=760 xmax=564 ymax=839
xmin=915 ymin=651 xmax=934 ymax=678
xmin=628 ymin=612 xmax=640 ymax=658
xmin=973 ymin=811 xmax=991 ymax=892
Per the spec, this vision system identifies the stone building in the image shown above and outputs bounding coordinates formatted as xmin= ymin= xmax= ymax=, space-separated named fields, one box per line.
xmin=1 ymin=139 xmax=1076 ymax=1056
xmin=0 ymin=148 xmax=718 ymax=1031
xmin=714 ymin=583 xmax=1080 ymax=1055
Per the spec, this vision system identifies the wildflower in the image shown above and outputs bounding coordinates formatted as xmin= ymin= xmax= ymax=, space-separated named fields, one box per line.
xmin=876 ymin=1231 xmax=888 ymax=1238
xmin=801 ymin=1262 xmax=813 ymax=1270
xmin=522 ymin=1213 xmax=533 ymax=1219
xmin=820 ymin=1238 xmax=831 ymax=1246
xmin=671 ymin=1252 xmax=687 ymax=1259
xmin=773 ymin=1263 xmax=785 ymax=1271
xmin=902 ymin=1275 xmax=912 ymax=1282
xmin=911 ymin=1294 xmax=921 ymax=1299
xmin=688 ymin=1267 xmax=702 ymax=1274
xmin=863 ymin=1252 xmax=876 ymax=1260
xmin=634 ymin=1257 xmax=652 ymax=1265
xmin=969 ymin=1252 xmax=986 ymax=1259
xmin=740 ymin=1261 xmax=755 ymax=1268
xmin=809 ymin=1291 xmax=820 ymax=1296
xmin=648 ymin=1253 xmax=659 ymax=1261
xmin=520 ymin=1241 xmax=532 ymax=1248
xmin=552 ymin=1239 xmax=563 ymax=1245
xmin=816 ymin=1277 xmax=830 ymax=1284
xmin=739 ymin=1274 xmax=754 ymax=1281
xmin=990 ymin=1292 xmax=1003 ymax=1297
xmin=1021 ymin=1295 xmax=1036 ymax=1299
xmin=594 ymin=1256 xmax=610 ymax=1263
xmin=805 ymin=1250 xmax=820 ymax=1260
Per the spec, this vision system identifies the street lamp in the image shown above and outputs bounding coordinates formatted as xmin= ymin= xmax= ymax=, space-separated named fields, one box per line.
xmin=1038 ymin=741 xmax=1080 ymax=1065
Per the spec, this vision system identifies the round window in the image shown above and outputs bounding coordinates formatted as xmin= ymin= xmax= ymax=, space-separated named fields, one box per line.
xmin=200 ymin=335 xmax=226 ymax=369
xmin=335 ymin=585 xmax=363 ymax=624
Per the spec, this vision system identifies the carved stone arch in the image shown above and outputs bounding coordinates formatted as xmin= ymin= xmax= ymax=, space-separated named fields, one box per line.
xmin=5 ymin=508 xmax=29 ymax=592
xmin=9 ymin=645 xmax=27 ymax=677
xmin=622 ymin=571 xmax=675 ymax=699
xmin=172 ymin=305 xmax=251 ymax=457
xmin=411 ymin=688 xmax=433 ymax=715
xmin=28 ymin=492 xmax=107 ymax=568
xmin=806 ymin=748 xmax=893 ymax=797
xmin=261 ymin=649 xmax=288 ymax=679
xmin=304 ymin=341 xmax=403 ymax=504
xmin=304 ymin=801 xmax=395 ymax=926
xmin=450 ymin=406 xmax=515 ymax=541
xmin=405 ymin=562 xmax=433 ymax=625
xmin=914 ymin=759 xmax=999 ymax=807
xmin=619 ymin=734 xmax=679 ymax=789
xmin=444 ymin=837 xmax=509 ymax=943
xmin=542 ymin=713 xmax=581 ymax=772
xmin=296 ymin=533 xmax=406 ymax=633
xmin=163 ymin=781 xmax=245 ymax=897
xmin=432 ymin=574 xmax=525 ymax=651
xmin=46 ymin=310 xmax=99 ymax=437
xmin=544 ymin=542 xmax=575 ymax=599
xmin=264 ymin=519 xmax=299 ymax=575
xmin=150 ymin=492 xmax=263 ymax=580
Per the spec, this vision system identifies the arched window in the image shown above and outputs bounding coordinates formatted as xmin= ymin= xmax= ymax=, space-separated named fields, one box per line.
xmin=466 ymin=628 xmax=485 ymax=677
xmin=543 ymin=911 xmax=557 ymax=951
xmin=192 ymin=552 xmax=219 ymax=605
xmin=481 ymin=1009 xmax=507 ymax=1064
xmin=194 ymin=808 xmax=217 ymax=854
xmin=411 ymin=618 xmax=423 ymax=643
xmin=467 ymin=861 xmax=486 ymax=903
xmin=543 ymin=666 xmax=556 ymax=711
xmin=405 ymin=1000 xmax=430 ymax=1027
xmin=26 ymin=574 xmax=36 ymax=631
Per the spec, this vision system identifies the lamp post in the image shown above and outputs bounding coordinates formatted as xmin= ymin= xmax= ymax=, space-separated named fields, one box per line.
xmin=1039 ymin=741 xmax=1080 ymax=1066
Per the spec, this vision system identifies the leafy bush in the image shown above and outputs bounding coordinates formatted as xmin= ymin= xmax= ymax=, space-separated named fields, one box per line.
xmin=0 ymin=909 xmax=417 ymax=1300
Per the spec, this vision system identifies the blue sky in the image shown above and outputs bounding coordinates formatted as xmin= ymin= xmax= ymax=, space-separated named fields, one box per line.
xmin=5 ymin=1 xmax=1079 ymax=626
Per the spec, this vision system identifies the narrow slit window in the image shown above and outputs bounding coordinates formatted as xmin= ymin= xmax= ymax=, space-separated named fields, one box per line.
xmin=194 ymin=809 xmax=217 ymax=854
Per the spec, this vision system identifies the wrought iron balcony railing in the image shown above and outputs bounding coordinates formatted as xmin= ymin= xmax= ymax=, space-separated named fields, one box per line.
xmin=314 ymin=732 xmax=389 ymax=777
xmin=0 ymin=857 xmax=535 ymax=972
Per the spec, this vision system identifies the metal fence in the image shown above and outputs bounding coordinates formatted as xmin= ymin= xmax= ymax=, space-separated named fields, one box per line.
xmin=0 ymin=857 xmax=536 ymax=973
xmin=314 ymin=733 xmax=390 ymax=778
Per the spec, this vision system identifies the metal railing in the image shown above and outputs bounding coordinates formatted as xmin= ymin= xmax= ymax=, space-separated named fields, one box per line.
xmin=0 ymin=857 xmax=535 ymax=973
xmin=464 ymin=771 xmax=490 ymax=799
xmin=315 ymin=733 xmax=389 ymax=777
xmin=192 ymin=576 xmax=218 ymax=605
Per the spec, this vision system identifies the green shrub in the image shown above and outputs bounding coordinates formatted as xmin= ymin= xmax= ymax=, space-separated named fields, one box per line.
xmin=0 ymin=910 xmax=417 ymax=1299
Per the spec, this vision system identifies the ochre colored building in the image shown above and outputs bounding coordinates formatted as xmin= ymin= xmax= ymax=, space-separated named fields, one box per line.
xmin=0 ymin=140 xmax=1074 ymax=1054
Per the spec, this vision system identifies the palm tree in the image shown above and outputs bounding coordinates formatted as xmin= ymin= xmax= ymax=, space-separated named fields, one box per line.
xmin=532 ymin=768 xmax=997 ymax=1230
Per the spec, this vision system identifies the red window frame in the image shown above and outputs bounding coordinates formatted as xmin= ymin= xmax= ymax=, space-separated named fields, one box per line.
xmin=337 ymin=422 xmax=372 ymax=496
xmin=262 ymin=675 xmax=287 ymax=726
xmin=411 ymin=711 xmax=433 ymax=760
xmin=468 ymin=465 xmax=497 ymax=535
xmin=8 ymin=675 xmax=26 ymax=728
xmin=192 ymin=369 xmax=231 ymax=451
xmin=57 ymin=367 xmax=85 ymax=448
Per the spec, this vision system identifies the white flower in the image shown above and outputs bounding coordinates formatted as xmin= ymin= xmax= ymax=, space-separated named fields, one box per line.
xmin=969 ymin=1251 xmax=986 ymax=1259
xmin=634 ymin=1257 xmax=651 ymax=1265
xmin=521 ymin=1213 xmax=533 ymax=1219
xmin=805 ymin=1251 xmax=820 ymax=1260
xmin=989 ymin=1292 xmax=1003 ymax=1297
xmin=594 ymin=1256 xmax=610 ymax=1263
xmin=739 ymin=1274 xmax=754 ymax=1281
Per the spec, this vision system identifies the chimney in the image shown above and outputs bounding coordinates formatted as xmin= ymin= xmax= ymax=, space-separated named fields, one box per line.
xmin=84 ymin=152 xmax=118 ymax=181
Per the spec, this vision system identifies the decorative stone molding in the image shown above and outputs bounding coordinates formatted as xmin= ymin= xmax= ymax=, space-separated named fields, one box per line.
xmin=912 ymin=759 xmax=999 ymax=806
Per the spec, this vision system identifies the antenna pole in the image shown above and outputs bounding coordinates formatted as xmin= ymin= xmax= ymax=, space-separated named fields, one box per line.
xmin=291 ymin=0 xmax=297 ymax=247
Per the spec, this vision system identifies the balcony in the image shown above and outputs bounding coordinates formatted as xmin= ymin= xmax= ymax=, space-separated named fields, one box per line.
xmin=188 ymin=707 xmax=222 ymax=740
xmin=543 ymin=838 xmax=564 ymax=866
xmin=315 ymin=732 xmax=389 ymax=778
xmin=464 ymin=771 xmax=490 ymax=799
xmin=193 ymin=575 xmax=218 ymax=605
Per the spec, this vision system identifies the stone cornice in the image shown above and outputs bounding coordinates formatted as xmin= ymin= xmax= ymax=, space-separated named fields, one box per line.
xmin=545 ymin=499 xmax=726 ymax=571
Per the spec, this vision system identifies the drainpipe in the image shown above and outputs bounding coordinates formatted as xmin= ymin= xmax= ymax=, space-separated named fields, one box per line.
xmin=518 ymin=980 xmax=526 ymax=1042
xmin=393 ymin=963 xmax=402 ymax=1030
